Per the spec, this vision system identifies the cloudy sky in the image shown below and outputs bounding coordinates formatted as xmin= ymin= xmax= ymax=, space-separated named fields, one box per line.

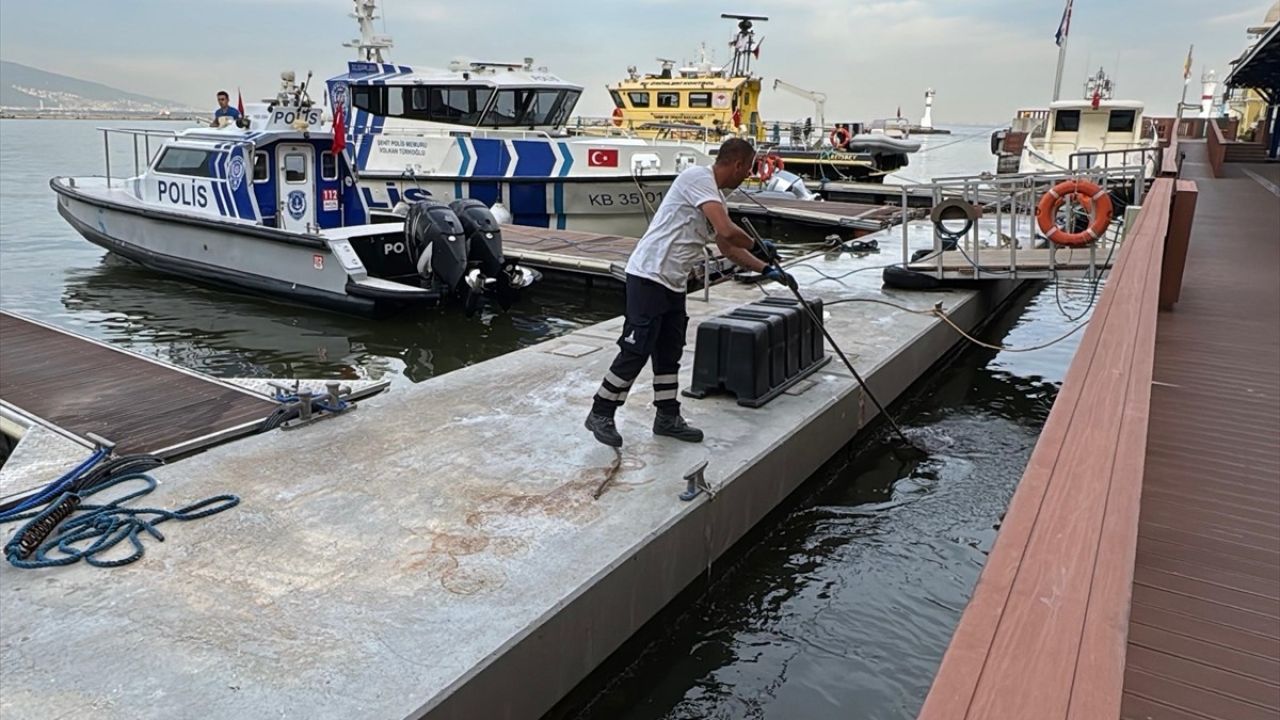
xmin=1 ymin=0 xmax=1272 ymax=124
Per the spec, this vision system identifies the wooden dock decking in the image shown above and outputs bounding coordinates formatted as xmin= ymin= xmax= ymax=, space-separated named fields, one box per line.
xmin=0 ymin=312 xmax=277 ymax=458
xmin=919 ymin=142 xmax=1280 ymax=720
xmin=500 ymin=225 xmax=736 ymax=284
xmin=726 ymin=192 xmax=913 ymax=235
xmin=1121 ymin=149 xmax=1280 ymax=720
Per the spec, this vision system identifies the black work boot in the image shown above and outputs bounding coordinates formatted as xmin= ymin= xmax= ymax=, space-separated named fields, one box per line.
xmin=653 ymin=412 xmax=703 ymax=443
xmin=585 ymin=411 xmax=623 ymax=448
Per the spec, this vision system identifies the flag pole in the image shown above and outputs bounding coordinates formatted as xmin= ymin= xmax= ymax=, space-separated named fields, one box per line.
xmin=1052 ymin=0 xmax=1072 ymax=102
xmin=1052 ymin=30 xmax=1069 ymax=101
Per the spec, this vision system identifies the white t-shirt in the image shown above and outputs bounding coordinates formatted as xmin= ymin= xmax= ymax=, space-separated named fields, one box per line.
xmin=625 ymin=166 xmax=723 ymax=292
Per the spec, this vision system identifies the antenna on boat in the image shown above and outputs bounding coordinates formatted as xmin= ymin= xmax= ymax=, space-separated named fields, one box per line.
xmin=720 ymin=13 xmax=768 ymax=77
xmin=345 ymin=0 xmax=394 ymax=62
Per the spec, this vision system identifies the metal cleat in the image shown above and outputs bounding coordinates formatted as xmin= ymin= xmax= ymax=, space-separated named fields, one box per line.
xmin=679 ymin=460 xmax=714 ymax=501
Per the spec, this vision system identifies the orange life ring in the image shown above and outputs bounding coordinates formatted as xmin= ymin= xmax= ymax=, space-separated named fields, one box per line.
xmin=829 ymin=127 xmax=851 ymax=150
xmin=1035 ymin=180 xmax=1114 ymax=247
xmin=611 ymin=107 xmax=623 ymax=127
xmin=755 ymin=155 xmax=784 ymax=181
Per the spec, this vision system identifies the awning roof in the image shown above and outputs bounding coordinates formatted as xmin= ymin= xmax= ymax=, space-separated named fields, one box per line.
xmin=1226 ymin=22 xmax=1280 ymax=95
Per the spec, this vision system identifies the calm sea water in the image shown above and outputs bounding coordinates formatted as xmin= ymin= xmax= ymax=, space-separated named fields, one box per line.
xmin=2 ymin=120 xmax=1090 ymax=720
xmin=548 ymin=274 xmax=1097 ymax=720
xmin=0 ymin=120 xmax=1000 ymax=388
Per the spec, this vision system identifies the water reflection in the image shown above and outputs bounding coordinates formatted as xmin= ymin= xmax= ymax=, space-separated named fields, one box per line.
xmin=550 ymin=279 xmax=1096 ymax=720
xmin=60 ymin=255 xmax=622 ymax=385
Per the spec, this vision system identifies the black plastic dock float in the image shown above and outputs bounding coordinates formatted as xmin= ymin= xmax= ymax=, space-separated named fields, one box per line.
xmin=0 ymin=311 xmax=277 ymax=457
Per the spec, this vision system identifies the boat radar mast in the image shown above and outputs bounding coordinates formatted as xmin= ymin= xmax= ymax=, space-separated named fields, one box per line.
xmin=344 ymin=0 xmax=394 ymax=62
xmin=721 ymin=13 xmax=768 ymax=77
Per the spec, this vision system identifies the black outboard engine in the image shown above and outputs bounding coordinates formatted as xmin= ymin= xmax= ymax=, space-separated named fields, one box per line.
xmin=451 ymin=199 xmax=530 ymax=311
xmin=404 ymin=200 xmax=469 ymax=295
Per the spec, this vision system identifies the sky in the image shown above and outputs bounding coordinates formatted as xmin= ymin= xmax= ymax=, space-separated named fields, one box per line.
xmin=0 ymin=0 xmax=1273 ymax=124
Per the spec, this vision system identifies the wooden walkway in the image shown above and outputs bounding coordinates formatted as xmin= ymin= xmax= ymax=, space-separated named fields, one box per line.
xmin=918 ymin=140 xmax=1280 ymax=718
xmin=1121 ymin=145 xmax=1280 ymax=720
xmin=726 ymin=192 xmax=912 ymax=235
xmin=500 ymin=225 xmax=735 ymax=284
xmin=0 ymin=312 xmax=276 ymax=457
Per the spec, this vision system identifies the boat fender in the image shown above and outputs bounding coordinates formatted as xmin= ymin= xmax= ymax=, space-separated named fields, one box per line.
xmin=883 ymin=265 xmax=942 ymax=290
xmin=1035 ymin=180 xmax=1113 ymax=247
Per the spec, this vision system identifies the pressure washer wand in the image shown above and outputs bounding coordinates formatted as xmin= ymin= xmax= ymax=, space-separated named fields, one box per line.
xmin=739 ymin=215 xmax=923 ymax=453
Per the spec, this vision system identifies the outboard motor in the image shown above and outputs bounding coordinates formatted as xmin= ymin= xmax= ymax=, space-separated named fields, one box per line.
xmin=404 ymin=200 xmax=469 ymax=295
xmin=763 ymin=169 xmax=816 ymax=201
xmin=450 ymin=199 xmax=538 ymax=312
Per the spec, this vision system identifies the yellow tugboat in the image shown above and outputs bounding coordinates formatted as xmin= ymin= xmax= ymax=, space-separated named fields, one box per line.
xmin=603 ymin=14 xmax=767 ymax=142
xmin=595 ymin=14 xmax=920 ymax=183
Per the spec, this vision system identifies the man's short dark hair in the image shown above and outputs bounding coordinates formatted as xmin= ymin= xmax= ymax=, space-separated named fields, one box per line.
xmin=217 ymin=91 xmax=229 ymax=100
xmin=716 ymin=138 xmax=755 ymax=166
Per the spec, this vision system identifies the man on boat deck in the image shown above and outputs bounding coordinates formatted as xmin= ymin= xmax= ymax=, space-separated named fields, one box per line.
xmin=210 ymin=91 xmax=241 ymax=127
xmin=585 ymin=138 xmax=795 ymax=448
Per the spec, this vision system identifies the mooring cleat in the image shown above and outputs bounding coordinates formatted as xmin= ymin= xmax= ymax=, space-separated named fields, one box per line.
xmin=679 ymin=460 xmax=713 ymax=501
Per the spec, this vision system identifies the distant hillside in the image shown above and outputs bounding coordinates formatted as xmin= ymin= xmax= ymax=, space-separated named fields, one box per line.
xmin=0 ymin=60 xmax=187 ymax=111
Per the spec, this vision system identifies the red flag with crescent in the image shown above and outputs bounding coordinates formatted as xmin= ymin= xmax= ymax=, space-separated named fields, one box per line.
xmin=332 ymin=100 xmax=346 ymax=154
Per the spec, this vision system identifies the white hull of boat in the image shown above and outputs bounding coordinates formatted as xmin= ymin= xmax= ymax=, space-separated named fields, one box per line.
xmin=52 ymin=178 xmax=433 ymax=315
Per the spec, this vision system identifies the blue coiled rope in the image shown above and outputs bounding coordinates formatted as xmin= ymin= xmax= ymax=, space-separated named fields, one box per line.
xmin=3 ymin=471 xmax=239 ymax=569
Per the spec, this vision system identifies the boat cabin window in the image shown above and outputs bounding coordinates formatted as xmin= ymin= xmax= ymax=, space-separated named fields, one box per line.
xmin=407 ymin=86 xmax=493 ymax=124
xmin=352 ymin=85 xmax=386 ymax=115
xmin=253 ymin=152 xmax=269 ymax=182
xmin=284 ymin=153 xmax=307 ymax=183
xmin=609 ymin=90 xmax=624 ymax=109
xmin=688 ymin=92 xmax=712 ymax=109
xmin=657 ymin=92 xmax=680 ymax=108
xmin=1053 ymin=110 xmax=1081 ymax=132
xmin=628 ymin=92 xmax=651 ymax=108
xmin=1107 ymin=110 xmax=1136 ymax=133
xmin=320 ymin=151 xmax=338 ymax=181
xmin=481 ymin=88 xmax=579 ymax=127
xmin=153 ymin=147 xmax=216 ymax=178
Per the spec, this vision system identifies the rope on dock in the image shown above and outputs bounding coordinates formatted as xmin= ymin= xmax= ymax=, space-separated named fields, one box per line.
xmin=592 ymin=448 xmax=624 ymax=500
xmin=1 ymin=449 xmax=240 ymax=569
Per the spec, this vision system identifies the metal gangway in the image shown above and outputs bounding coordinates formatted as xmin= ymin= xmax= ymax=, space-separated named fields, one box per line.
xmin=893 ymin=147 xmax=1162 ymax=281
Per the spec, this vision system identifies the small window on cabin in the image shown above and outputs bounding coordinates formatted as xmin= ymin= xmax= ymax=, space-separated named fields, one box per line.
xmin=352 ymin=86 xmax=385 ymax=115
xmin=320 ymin=152 xmax=338 ymax=180
xmin=609 ymin=90 xmax=624 ymax=109
xmin=688 ymin=92 xmax=712 ymax=109
xmin=1107 ymin=110 xmax=1136 ymax=133
xmin=1054 ymin=110 xmax=1081 ymax=132
xmin=253 ymin=152 xmax=269 ymax=182
xmin=628 ymin=92 xmax=650 ymax=108
xmin=284 ymin=153 xmax=307 ymax=183
xmin=154 ymin=147 xmax=215 ymax=178
xmin=386 ymin=88 xmax=404 ymax=117
xmin=657 ymin=92 xmax=680 ymax=108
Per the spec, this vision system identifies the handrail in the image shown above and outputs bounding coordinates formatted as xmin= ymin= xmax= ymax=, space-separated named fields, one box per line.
xmin=918 ymin=179 xmax=1180 ymax=720
xmin=1207 ymin=118 xmax=1227 ymax=178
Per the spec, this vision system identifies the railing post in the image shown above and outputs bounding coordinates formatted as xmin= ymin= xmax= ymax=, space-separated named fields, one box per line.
xmin=1160 ymin=180 xmax=1198 ymax=310
xmin=102 ymin=129 xmax=111 ymax=188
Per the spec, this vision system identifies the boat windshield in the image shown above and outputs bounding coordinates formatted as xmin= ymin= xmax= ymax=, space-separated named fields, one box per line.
xmin=350 ymin=84 xmax=580 ymax=128
xmin=479 ymin=88 xmax=581 ymax=127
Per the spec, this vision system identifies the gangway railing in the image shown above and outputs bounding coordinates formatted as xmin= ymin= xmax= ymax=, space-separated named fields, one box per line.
xmin=895 ymin=162 xmax=1152 ymax=281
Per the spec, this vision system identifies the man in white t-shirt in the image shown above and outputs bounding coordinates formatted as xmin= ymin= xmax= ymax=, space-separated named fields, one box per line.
xmin=585 ymin=138 xmax=795 ymax=447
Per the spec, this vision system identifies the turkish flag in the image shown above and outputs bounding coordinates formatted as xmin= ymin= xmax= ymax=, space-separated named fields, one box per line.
xmin=588 ymin=148 xmax=618 ymax=167
xmin=237 ymin=88 xmax=244 ymax=116
xmin=332 ymin=100 xmax=346 ymax=154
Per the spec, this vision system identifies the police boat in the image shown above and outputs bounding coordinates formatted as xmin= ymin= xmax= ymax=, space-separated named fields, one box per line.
xmin=50 ymin=72 xmax=539 ymax=316
xmin=321 ymin=0 xmax=713 ymax=237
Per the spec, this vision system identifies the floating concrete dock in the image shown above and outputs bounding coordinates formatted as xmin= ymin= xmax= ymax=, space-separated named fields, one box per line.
xmin=0 ymin=224 xmax=1025 ymax=719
